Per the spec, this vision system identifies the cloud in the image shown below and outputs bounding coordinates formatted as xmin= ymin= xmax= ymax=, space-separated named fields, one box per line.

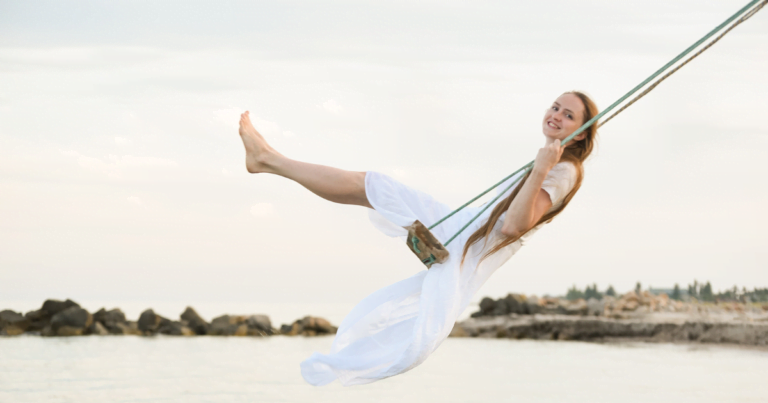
xmin=319 ymin=99 xmax=344 ymax=115
xmin=60 ymin=150 xmax=178 ymax=177
xmin=114 ymin=136 xmax=131 ymax=145
xmin=212 ymin=107 xmax=243 ymax=130
xmin=0 ymin=46 xmax=167 ymax=69
xmin=252 ymin=117 xmax=297 ymax=139
xmin=212 ymin=109 xmax=298 ymax=140
xmin=213 ymin=108 xmax=297 ymax=139
xmin=111 ymin=155 xmax=177 ymax=167
xmin=127 ymin=196 xmax=143 ymax=206
xmin=250 ymin=203 xmax=276 ymax=218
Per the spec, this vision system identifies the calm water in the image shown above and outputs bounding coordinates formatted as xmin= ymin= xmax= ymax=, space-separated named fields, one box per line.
xmin=1 ymin=336 xmax=766 ymax=403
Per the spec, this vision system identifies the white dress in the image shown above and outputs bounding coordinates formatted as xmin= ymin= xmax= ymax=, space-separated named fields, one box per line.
xmin=301 ymin=162 xmax=578 ymax=386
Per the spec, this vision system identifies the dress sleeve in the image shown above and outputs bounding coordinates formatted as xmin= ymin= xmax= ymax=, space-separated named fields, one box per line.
xmin=541 ymin=162 xmax=578 ymax=207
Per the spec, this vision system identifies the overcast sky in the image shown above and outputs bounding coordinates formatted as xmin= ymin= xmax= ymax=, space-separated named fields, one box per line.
xmin=1 ymin=0 xmax=766 ymax=321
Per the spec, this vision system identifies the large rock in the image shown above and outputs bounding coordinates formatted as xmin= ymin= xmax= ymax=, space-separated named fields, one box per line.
xmin=302 ymin=316 xmax=335 ymax=334
xmin=24 ymin=299 xmax=81 ymax=331
xmin=506 ymin=294 xmax=528 ymax=314
xmin=613 ymin=292 xmax=641 ymax=313
xmin=245 ymin=314 xmax=273 ymax=335
xmin=524 ymin=296 xmax=543 ymax=315
xmin=587 ymin=298 xmax=604 ymax=316
xmin=42 ymin=299 xmax=80 ymax=316
xmin=280 ymin=323 xmax=298 ymax=335
xmin=479 ymin=297 xmax=496 ymax=314
xmin=158 ymin=321 xmax=195 ymax=336
xmin=491 ymin=299 xmax=509 ymax=316
xmin=471 ymin=297 xmax=497 ymax=317
xmin=471 ymin=294 xmax=543 ymax=317
xmin=565 ymin=299 xmax=588 ymax=316
xmin=24 ymin=309 xmax=49 ymax=331
xmin=114 ymin=321 xmax=142 ymax=335
xmin=93 ymin=308 xmax=127 ymax=334
xmin=49 ymin=307 xmax=92 ymax=336
xmin=0 ymin=310 xmax=30 ymax=335
xmin=180 ymin=307 xmax=209 ymax=335
xmin=280 ymin=316 xmax=337 ymax=336
xmin=88 ymin=321 xmax=109 ymax=336
xmin=209 ymin=315 xmax=248 ymax=336
xmin=137 ymin=309 xmax=170 ymax=334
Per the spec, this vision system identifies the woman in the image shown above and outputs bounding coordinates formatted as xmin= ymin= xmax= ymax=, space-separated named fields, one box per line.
xmin=237 ymin=91 xmax=598 ymax=386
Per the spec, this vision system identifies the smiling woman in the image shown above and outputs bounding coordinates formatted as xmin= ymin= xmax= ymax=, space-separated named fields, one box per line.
xmin=2 ymin=0 xmax=766 ymax=396
xmin=235 ymin=1 xmax=767 ymax=385
xmin=236 ymin=90 xmax=598 ymax=385
xmin=462 ymin=91 xmax=598 ymax=264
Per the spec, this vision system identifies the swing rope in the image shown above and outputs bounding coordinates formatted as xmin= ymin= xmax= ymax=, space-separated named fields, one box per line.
xmin=600 ymin=0 xmax=767 ymax=127
xmin=430 ymin=0 xmax=767 ymax=248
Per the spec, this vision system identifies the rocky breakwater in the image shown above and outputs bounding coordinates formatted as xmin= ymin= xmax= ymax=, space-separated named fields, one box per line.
xmin=451 ymin=292 xmax=768 ymax=346
xmin=0 ymin=299 xmax=337 ymax=338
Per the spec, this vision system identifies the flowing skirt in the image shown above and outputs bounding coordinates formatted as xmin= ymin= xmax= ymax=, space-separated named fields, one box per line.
xmin=300 ymin=171 xmax=527 ymax=386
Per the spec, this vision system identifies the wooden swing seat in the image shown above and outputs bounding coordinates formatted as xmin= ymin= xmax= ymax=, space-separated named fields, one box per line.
xmin=406 ymin=220 xmax=450 ymax=269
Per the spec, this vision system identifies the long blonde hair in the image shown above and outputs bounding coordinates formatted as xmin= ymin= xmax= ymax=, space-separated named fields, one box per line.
xmin=460 ymin=91 xmax=599 ymax=264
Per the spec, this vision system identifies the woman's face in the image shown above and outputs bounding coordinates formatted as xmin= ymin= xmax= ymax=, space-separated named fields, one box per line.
xmin=542 ymin=93 xmax=586 ymax=142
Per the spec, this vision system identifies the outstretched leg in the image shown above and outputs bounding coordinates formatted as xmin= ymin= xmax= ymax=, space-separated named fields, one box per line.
xmin=238 ymin=111 xmax=372 ymax=208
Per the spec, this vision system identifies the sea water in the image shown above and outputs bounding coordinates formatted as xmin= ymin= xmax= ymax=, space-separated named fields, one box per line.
xmin=1 ymin=336 xmax=766 ymax=403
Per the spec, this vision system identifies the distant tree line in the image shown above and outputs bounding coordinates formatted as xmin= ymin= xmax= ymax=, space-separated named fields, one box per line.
xmin=564 ymin=281 xmax=768 ymax=303
xmin=565 ymin=283 xmax=615 ymax=301
xmin=679 ymin=280 xmax=768 ymax=303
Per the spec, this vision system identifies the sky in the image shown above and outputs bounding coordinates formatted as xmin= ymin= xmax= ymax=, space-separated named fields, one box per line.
xmin=1 ymin=0 xmax=767 ymax=321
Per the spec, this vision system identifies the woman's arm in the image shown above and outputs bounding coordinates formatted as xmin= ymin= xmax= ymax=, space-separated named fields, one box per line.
xmin=500 ymin=140 xmax=564 ymax=238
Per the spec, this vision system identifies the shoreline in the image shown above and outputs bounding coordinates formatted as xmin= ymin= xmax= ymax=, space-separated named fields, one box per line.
xmin=451 ymin=314 xmax=768 ymax=348
xmin=451 ymin=290 xmax=768 ymax=347
xmin=4 ymin=293 xmax=768 ymax=349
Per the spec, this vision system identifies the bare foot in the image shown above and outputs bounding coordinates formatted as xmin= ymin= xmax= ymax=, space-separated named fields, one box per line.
xmin=238 ymin=111 xmax=276 ymax=173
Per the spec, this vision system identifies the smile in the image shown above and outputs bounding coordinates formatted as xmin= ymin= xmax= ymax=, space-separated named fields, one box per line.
xmin=547 ymin=121 xmax=559 ymax=129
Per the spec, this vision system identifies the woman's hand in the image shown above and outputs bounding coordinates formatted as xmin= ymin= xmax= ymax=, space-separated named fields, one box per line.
xmin=533 ymin=139 xmax=564 ymax=174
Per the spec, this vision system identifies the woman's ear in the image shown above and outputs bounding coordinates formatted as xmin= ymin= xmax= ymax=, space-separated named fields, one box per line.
xmin=573 ymin=132 xmax=587 ymax=141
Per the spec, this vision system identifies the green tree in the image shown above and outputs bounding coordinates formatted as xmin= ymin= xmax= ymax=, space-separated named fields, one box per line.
xmin=671 ymin=284 xmax=681 ymax=301
xmin=635 ymin=282 xmax=642 ymax=295
xmin=605 ymin=285 xmax=616 ymax=297
xmin=566 ymin=285 xmax=585 ymax=301
xmin=700 ymin=281 xmax=714 ymax=302
xmin=584 ymin=283 xmax=603 ymax=300
xmin=688 ymin=280 xmax=699 ymax=300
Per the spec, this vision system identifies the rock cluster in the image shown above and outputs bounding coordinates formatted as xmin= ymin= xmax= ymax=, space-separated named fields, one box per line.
xmin=280 ymin=316 xmax=337 ymax=336
xmin=0 ymin=299 xmax=337 ymax=338
xmin=455 ymin=291 xmax=768 ymax=346
xmin=453 ymin=315 xmax=768 ymax=346
xmin=470 ymin=291 xmax=766 ymax=319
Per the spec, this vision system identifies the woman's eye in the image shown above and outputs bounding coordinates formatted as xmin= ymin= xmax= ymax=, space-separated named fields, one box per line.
xmin=552 ymin=106 xmax=558 ymax=111
xmin=566 ymin=114 xmax=573 ymax=119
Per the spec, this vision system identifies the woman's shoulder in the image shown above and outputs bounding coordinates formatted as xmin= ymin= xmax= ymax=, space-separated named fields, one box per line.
xmin=550 ymin=160 xmax=578 ymax=176
xmin=542 ymin=161 xmax=579 ymax=207
xmin=547 ymin=161 xmax=579 ymax=186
